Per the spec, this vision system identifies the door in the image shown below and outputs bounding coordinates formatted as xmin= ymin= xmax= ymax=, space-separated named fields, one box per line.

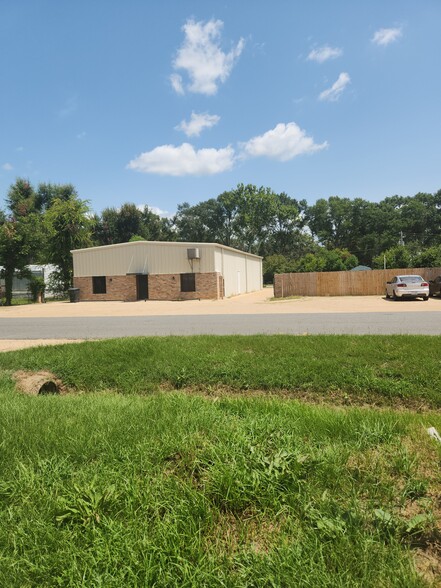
xmin=136 ymin=275 xmax=149 ymax=300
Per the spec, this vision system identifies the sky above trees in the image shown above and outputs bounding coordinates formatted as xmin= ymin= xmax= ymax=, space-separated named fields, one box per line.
xmin=1 ymin=1 xmax=440 ymax=216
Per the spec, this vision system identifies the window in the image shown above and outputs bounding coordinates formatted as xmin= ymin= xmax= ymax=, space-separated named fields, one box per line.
xmin=180 ymin=273 xmax=196 ymax=292
xmin=92 ymin=276 xmax=106 ymax=294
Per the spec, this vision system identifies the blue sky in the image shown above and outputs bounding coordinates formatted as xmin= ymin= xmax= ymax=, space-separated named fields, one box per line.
xmin=1 ymin=0 xmax=440 ymax=216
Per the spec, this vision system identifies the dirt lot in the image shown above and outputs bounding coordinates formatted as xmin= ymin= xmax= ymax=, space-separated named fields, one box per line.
xmin=1 ymin=288 xmax=440 ymax=352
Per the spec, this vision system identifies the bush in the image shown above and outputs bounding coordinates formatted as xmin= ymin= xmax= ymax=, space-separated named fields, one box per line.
xmin=263 ymin=254 xmax=296 ymax=283
xmin=46 ymin=269 xmax=69 ymax=299
xmin=295 ymin=248 xmax=358 ymax=272
xmin=28 ymin=276 xmax=46 ymax=303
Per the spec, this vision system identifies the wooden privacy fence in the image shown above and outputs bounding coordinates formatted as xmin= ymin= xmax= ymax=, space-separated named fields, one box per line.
xmin=274 ymin=267 xmax=441 ymax=297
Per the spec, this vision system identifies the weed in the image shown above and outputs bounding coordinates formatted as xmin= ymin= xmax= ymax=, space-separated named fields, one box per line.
xmin=56 ymin=479 xmax=119 ymax=526
xmin=0 ymin=337 xmax=440 ymax=586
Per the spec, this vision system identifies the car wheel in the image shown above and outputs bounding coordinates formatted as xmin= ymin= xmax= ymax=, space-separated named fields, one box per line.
xmin=393 ymin=290 xmax=399 ymax=300
xmin=424 ymin=296 xmax=429 ymax=301
xmin=385 ymin=290 xmax=390 ymax=299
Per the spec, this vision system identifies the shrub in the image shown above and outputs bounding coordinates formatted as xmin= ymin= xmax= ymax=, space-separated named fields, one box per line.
xmin=28 ymin=275 xmax=46 ymax=303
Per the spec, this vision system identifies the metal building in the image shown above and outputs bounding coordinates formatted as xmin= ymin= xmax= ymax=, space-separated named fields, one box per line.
xmin=0 ymin=264 xmax=57 ymax=299
xmin=72 ymin=241 xmax=262 ymax=301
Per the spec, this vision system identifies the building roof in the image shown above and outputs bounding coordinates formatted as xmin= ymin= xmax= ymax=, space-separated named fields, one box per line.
xmin=350 ymin=265 xmax=372 ymax=271
xmin=71 ymin=240 xmax=263 ymax=260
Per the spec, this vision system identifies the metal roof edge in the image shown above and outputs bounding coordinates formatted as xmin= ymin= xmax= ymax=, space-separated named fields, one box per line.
xmin=71 ymin=240 xmax=262 ymax=260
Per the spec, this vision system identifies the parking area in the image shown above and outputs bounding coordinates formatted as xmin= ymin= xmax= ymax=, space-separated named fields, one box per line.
xmin=1 ymin=290 xmax=441 ymax=351
xmin=2 ymin=289 xmax=441 ymax=318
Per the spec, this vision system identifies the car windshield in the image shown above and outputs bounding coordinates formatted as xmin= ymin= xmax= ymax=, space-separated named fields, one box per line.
xmin=399 ymin=276 xmax=424 ymax=283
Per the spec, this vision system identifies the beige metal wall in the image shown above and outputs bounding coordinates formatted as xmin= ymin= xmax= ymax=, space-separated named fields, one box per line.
xmin=274 ymin=267 xmax=441 ymax=297
xmin=214 ymin=247 xmax=263 ymax=297
xmin=244 ymin=255 xmax=263 ymax=293
xmin=72 ymin=242 xmax=217 ymax=277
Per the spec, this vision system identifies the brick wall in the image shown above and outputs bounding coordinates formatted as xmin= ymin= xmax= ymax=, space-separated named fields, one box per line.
xmin=149 ymin=272 xmax=221 ymax=300
xmin=73 ymin=272 xmax=223 ymax=301
xmin=73 ymin=275 xmax=137 ymax=301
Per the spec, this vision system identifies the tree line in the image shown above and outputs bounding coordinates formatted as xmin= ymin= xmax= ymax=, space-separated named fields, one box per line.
xmin=1 ymin=178 xmax=441 ymax=304
xmin=0 ymin=180 xmax=92 ymax=304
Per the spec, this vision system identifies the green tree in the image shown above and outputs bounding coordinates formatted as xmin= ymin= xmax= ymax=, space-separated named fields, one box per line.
xmin=414 ymin=245 xmax=441 ymax=267
xmin=173 ymin=200 xmax=219 ymax=243
xmin=6 ymin=178 xmax=36 ymax=217
xmin=114 ymin=203 xmax=144 ymax=243
xmin=0 ymin=179 xmax=43 ymax=305
xmin=35 ymin=182 xmax=78 ymax=212
xmin=262 ymin=254 xmax=296 ymax=284
xmin=174 ymin=184 xmax=310 ymax=257
xmin=266 ymin=193 xmax=309 ymax=257
xmin=93 ymin=203 xmax=170 ymax=245
xmin=140 ymin=206 xmax=171 ymax=241
xmin=295 ymin=248 xmax=358 ymax=273
xmin=44 ymin=197 xmax=93 ymax=294
xmin=92 ymin=207 xmax=119 ymax=245
xmin=304 ymin=196 xmax=382 ymax=264
xmin=372 ymin=246 xmax=412 ymax=269
xmin=229 ymin=184 xmax=277 ymax=253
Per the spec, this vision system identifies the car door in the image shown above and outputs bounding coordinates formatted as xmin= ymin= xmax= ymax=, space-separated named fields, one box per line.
xmin=387 ymin=277 xmax=396 ymax=297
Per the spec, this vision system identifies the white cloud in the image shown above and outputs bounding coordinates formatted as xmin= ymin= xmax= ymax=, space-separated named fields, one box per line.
xmin=127 ymin=143 xmax=235 ymax=176
xmin=133 ymin=204 xmax=171 ymax=218
xmin=176 ymin=112 xmax=220 ymax=137
xmin=170 ymin=73 xmax=184 ymax=95
xmin=319 ymin=72 xmax=351 ymax=102
xmin=148 ymin=206 xmax=171 ymax=218
xmin=171 ymin=18 xmax=244 ymax=95
xmin=1 ymin=163 xmax=13 ymax=171
xmin=240 ymin=122 xmax=328 ymax=161
xmin=307 ymin=45 xmax=343 ymax=63
xmin=372 ymin=27 xmax=402 ymax=46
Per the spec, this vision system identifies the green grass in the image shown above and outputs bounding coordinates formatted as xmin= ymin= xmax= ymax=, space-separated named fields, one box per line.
xmin=0 ymin=335 xmax=440 ymax=408
xmin=0 ymin=336 xmax=440 ymax=586
xmin=0 ymin=296 xmax=64 ymax=307
xmin=0 ymin=297 xmax=32 ymax=306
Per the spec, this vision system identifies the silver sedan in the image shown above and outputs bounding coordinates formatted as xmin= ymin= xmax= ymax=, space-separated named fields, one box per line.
xmin=386 ymin=275 xmax=429 ymax=300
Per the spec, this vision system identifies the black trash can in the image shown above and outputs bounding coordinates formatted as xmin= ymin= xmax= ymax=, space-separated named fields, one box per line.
xmin=68 ymin=288 xmax=80 ymax=303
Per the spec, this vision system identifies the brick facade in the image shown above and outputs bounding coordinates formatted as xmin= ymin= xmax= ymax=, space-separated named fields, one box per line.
xmin=73 ymin=275 xmax=138 ymax=302
xmin=73 ymin=272 xmax=223 ymax=302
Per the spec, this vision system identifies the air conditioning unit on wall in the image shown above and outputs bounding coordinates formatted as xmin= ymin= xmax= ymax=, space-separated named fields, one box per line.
xmin=187 ymin=248 xmax=200 ymax=260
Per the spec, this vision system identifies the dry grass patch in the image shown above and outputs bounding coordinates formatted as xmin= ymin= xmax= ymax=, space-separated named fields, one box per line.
xmin=205 ymin=511 xmax=289 ymax=556
xmin=413 ymin=545 xmax=441 ymax=586
xmin=13 ymin=370 xmax=68 ymax=396
xmin=159 ymin=383 xmax=438 ymax=412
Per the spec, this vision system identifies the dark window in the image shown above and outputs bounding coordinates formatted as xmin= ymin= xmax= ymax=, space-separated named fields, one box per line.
xmin=92 ymin=276 xmax=106 ymax=294
xmin=180 ymin=273 xmax=196 ymax=292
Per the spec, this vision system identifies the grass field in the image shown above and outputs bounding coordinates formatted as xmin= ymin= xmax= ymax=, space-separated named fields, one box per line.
xmin=0 ymin=335 xmax=440 ymax=586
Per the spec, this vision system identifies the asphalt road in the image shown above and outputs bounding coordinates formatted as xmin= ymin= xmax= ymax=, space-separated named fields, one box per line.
xmin=1 ymin=312 xmax=441 ymax=338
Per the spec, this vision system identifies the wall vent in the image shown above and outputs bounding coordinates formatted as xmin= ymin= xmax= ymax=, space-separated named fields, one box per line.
xmin=187 ymin=248 xmax=200 ymax=260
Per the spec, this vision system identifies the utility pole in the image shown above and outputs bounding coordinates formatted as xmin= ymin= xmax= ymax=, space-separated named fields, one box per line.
xmin=398 ymin=231 xmax=405 ymax=246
